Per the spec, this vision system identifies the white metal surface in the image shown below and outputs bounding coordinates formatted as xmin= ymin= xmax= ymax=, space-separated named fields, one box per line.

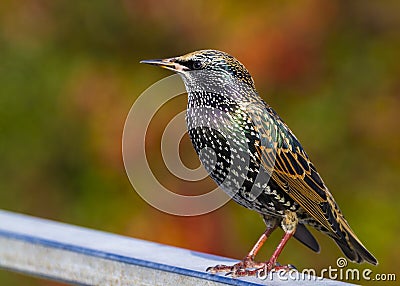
xmin=0 ymin=210 xmax=352 ymax=285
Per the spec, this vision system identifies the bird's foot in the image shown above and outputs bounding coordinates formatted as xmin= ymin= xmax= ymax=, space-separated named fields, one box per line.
xmin=207 ymin=259 xmax=296 ymax=278
xmin=206 ymin=256 xmax=264 ymax=275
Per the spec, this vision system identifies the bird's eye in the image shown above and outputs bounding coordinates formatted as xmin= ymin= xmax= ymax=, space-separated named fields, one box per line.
xmin=191 ymin=61 xmax=203 ymax=70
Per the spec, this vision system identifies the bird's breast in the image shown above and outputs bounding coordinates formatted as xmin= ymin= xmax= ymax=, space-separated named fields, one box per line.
xmin=185 ymin=92 xmax=269 ymax=205
xmin=185 ymin=91 xmax=299 ymax=216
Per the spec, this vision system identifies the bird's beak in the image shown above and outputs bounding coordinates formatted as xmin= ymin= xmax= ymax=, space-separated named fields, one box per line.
xmin=140 ymin=57 xmax=189 ymax=73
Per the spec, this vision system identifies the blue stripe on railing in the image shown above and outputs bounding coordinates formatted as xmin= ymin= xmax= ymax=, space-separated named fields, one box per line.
xmin=0 ymin=210 xmax=350 ymax=285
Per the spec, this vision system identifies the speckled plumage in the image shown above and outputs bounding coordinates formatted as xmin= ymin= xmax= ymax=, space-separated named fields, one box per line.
xmin=141 ymin=50 xmax=377 ymax=275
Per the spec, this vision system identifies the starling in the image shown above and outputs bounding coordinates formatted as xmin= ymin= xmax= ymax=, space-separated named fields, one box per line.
xmin=141 ymin=50 xmax=377 ymax=277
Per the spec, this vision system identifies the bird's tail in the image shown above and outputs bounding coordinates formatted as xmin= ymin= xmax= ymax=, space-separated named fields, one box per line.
xmin=332 ymin=219 xmax=378 ymax=265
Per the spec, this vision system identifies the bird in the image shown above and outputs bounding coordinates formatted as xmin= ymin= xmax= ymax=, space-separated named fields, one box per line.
xmin=140 ymin=50 xmax=378 ymax=277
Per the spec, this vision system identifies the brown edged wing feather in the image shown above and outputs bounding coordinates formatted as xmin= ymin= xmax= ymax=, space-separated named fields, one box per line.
xmin=246 ymin=102 xmax=340 ymax=237
xmin=248 ymin=101 xmax=378 ymax=265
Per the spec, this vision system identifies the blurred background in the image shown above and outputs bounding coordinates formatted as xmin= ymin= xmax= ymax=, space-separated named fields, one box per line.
xmin=0 ymin=0 xmax=399 ymax=284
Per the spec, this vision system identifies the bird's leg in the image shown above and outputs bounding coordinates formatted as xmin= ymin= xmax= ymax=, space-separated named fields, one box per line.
xmin=206 ymin=217 xmax=278 ymax=274
xmin=233 ymin=211 xmax=298 ymax=278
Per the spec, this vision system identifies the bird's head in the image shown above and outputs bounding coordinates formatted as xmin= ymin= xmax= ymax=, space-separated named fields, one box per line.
xmin=141 ymin=50 xmax=256 ymax=92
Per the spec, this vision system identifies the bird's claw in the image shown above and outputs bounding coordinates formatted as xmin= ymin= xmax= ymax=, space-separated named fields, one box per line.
xmin=207 ymin=260 xmax=296 ymax=278
xmin=206 ymin=264 xmax=234 ymax=274
xmin=206 ymin=256 xmax=263 ymax=274
xmin=230 ymin=268 xmax=259 ymax=277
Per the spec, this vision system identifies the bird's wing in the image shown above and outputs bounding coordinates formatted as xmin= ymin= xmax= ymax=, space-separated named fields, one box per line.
xmin=247 ymin=102 xmax=340 ymax=237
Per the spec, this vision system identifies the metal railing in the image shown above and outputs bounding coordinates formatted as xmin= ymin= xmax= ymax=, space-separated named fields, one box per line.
xmin=0 ymin=210 xmax=351 ymax=285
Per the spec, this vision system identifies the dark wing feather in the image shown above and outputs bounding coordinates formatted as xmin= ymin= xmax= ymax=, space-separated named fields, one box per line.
xmin=247 ymin=102 xmax=339 ymax=236
xmin=294 ymin=223 xmax=320 ymax=253
xmin=246 ymin=101 xmax=377 ymax=264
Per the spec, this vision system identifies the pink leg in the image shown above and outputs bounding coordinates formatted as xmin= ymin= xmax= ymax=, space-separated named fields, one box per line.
xmin=206 ymin=224 xmax=277 ymax=274
xmin=234 ymin=230 xmax=295 ymax=277
xmin=207 ymin=211 xmax=298 ymax=278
